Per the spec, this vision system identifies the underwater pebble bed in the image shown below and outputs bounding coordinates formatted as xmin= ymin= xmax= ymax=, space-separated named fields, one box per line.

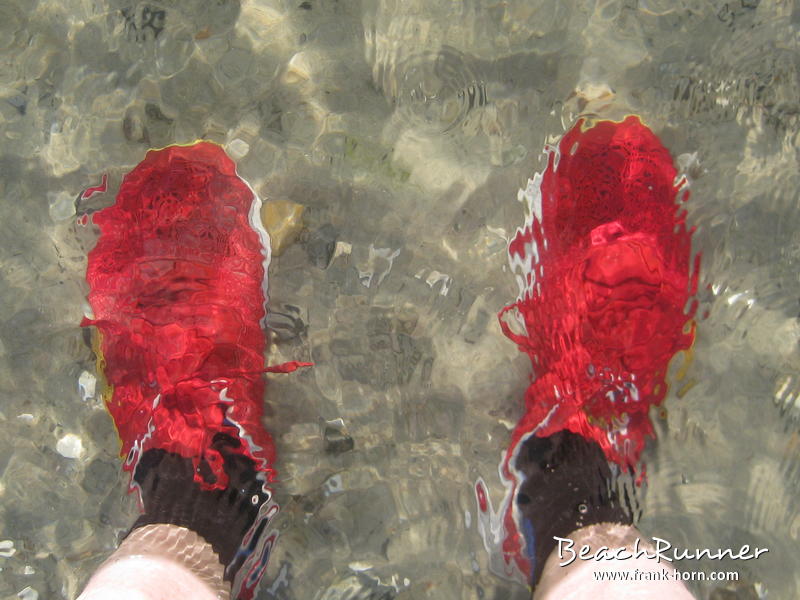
xmin=1 ymin=1 xmax=799 ymax=598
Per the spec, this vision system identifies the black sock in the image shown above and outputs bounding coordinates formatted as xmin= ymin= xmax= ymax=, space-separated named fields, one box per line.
xmin=130 ymin=433 xmax=275 ymax=584
xmin=514 ymin=430 xmax=633 ymax=585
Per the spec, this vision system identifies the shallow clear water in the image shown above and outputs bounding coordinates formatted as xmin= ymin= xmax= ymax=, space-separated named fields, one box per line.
xmin=1 ymin=1 xmax=799 ymax=599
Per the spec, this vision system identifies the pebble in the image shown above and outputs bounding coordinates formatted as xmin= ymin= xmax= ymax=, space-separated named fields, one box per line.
xmin=56 ymin=434 xmax=83 ymax=459
xmin=260 ymin=200 xmax=305 ymax=256
xmin=227 ymin=138 xmax=250 ymax=160
xmin=17 ymin=587 xmax=38 ymax=600
xmin=0 ymin=540 xmax=15 ymax=558
xmin=78 ymin=371 xmax=96 ymax=401
xmin=305 ymin=224 xmax=338 ymax=268
xmin=324 ymin=418 xmax=354 ymax=455
xmin=47 ymin=191 xmax=75 ymax=222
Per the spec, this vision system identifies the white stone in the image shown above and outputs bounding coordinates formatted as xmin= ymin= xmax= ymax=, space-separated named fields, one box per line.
xmin=0 ymin=540 xmax=15 ymax=558
xmin=56 ymin=434 xmax=83 ymax=459
xmin=17 ymin=586 xmax=38 ymax=600
xmin=78 ymin=370 xmax=96 ymax=401
xmin=285 ymin=52 xmax=312 ymax=84
xmin=227 ymin=138 xmax=250 ymax=160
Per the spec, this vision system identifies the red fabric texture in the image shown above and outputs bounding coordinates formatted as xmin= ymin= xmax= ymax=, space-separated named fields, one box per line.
xmin=83 ymin=142 xmax=276 ymax=490
xmin=498 ymin=116 xmax=699 ymax=577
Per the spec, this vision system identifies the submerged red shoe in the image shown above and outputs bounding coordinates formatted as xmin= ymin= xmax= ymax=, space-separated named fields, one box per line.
xmin=501 ymin=116 xmax=699 ymax=467
xmin=477 ymin=116 xmax=699 ymax=584
xmin=83 ymin=142 xmax=274 ymax=489
xmin=82 ymin=142 xmax=308 ymax=598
